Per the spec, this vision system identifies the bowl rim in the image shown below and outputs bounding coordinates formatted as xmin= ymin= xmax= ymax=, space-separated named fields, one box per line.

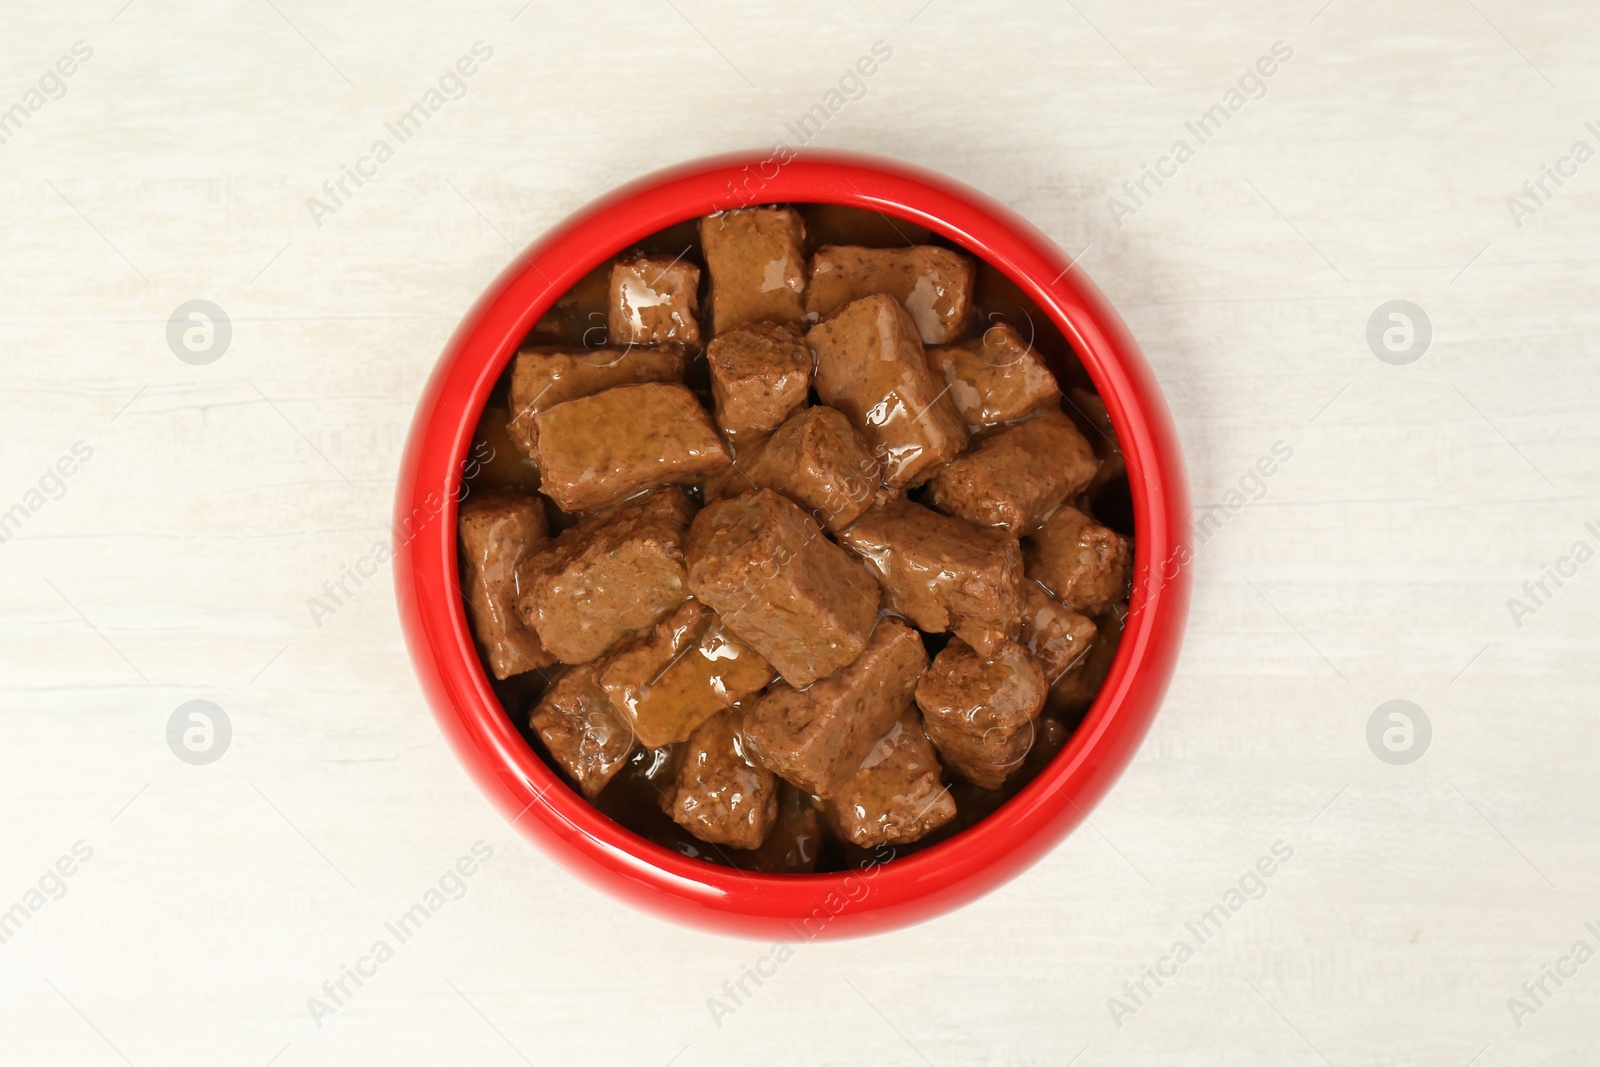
xmin=393 ymin=149 xmax=1191 ymax=940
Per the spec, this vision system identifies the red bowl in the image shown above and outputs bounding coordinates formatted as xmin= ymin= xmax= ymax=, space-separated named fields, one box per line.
xmin=394 ymin=150 xmax=1190 ymax=939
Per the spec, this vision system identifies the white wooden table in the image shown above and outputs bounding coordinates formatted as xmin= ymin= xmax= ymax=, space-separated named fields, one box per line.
xmin=2 ymin=1 xmax=1596 ymax=1064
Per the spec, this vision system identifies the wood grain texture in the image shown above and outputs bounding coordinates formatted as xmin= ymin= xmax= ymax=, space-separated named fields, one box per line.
xmin=1 ymin=1 xmax=1596 ymax=1064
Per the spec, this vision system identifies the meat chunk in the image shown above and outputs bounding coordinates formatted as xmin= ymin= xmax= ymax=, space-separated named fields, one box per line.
xmin=805 ymin=244 xmax=975 ymax=344
xmin=1063 ymin=386 xmax=1126 ymax=497
xmin=836 ymin=498 xmax=1022 ymax=656
xmin=518 ymin=488 xmax=693 ymax=663
xmin=598 ymin=600 xmax=774 ymax=749
xmin=826 ymin=709 xmax=956 ymax=847
xmin=607 ymin=253 xmax=702 ymax=347
xmin=1050 ymin=602 xmax=1126 ymax=718
xmin=532 ymin=382 xmax=730 ymax=512
xmin=742 ymin=618 xmax=926 ymax=798
xmin=705 ymin=321 xmax=811 ymax=441
xmin=686 ymin=489 xmax=880 ymax=687
xmin=507 ymin=345 xmax=685 ymax=456
xmin=698 ymin=207 xmax=807 ymax=333
xmin=1025 ymin=505 xmax=1132 ymax=616
xmin=697 ymin=449 xmax=754 ymax=508
xmin=457 ymin=490 xmax=555 ymax=679
xmin=737 ymin=406 xmax=882 ymax=532
xmin=804 ymin=204 xmax=932 ymax=248
xmin=662 ymin=707 xmax=780 ymax=849
xmin=735 ymin=785 xmax=826 ymax=873
xmin=807 ymin=293 xmax=967 ymax=488
xmin=924 ymin=409 xmax=1099 ymax=534
xmin=467 ymin=402 xmax=541 ymax=492
xmin=926 ymin=322 xmax=1059 ymax=430
xmin=1016 ymin=580 xmax=1097 ymax=685
xmin=916 ymin=638 xmax=1047 ymax=789
xmin=529 ymin=663 xmax=636 ymax=798
xmin=522 ymin=261 xmax=611 ymax=348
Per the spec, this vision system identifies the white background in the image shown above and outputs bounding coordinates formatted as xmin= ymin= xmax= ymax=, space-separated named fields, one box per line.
xmin=2 ymin=1 xmax=1597 ymax=1064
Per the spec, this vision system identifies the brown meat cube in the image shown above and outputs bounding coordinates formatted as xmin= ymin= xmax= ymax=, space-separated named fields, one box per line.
xmin=826 ymin=709 xmax=956 ymax=847
xmin=507 ymin=344 xmax=686 ymax=456
xmin=662 ymin=707 xmax=780 ymax=849
xmin=523 ymin=260 xmax=610 ymax=348
xmin=518 ymin=488 xmax=693 ymax=663
xmin=1050 ymin=602 xmax=1126 ymax=717
xmin=924 ymin=409 xmax=1099 ymax=534
xmin=836 ymin=498 xmax=1022 ymax=656
xmin=742 ymin=618 xmax=926 ymax=798
xmin=1025 ymin=505 xmax=1132 ymax=616
xmin=607 ymin=253 xmax=702 ymax=347
xmin=705 ymin=321 xmax=811 ymax=441
xmin=806 ymin=244 xmax=975 ymax=344
xmin=1017 ymin=580 xmax=1098 ymax=685
xmin=698 ymin=450 xmax=755 ymax=508
xmin=807 ymin=293 xmax=967 ymax=488
xmin=1063 ymin=386 xmax=1126 ymax=496
xmin=529 ymin=663 xmax=636 ymax=798
xmin=916 ymin=638 xmax=1047 ymax=789
xmin=599 ymin=600 xmax=774 ymax=748
xmin=468 ymin=403 xmax=541 ymax=492
xmin=804 ymin=204 xmax=933 ymax=248
xmin=699 ymin=207 xmax=808 ymax=333
xmin=457 ymin=490 xmax=555 ymax=679
xmin=735 ymin=784 xmax=826 ymax=873
xmin=737 ymin=406 xmax=881 ymax=532
xmin=532 ymin=382 xmax=731 ymax=512
xmin=926 ymin=322 xmax=1059 ymax=429
xmin=686 ymin=489 xmax=880 ymax=687
xmin=698 ymin=430 xmax=811 ymax=509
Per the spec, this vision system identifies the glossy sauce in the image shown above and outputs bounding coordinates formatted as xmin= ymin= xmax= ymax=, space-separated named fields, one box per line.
xmin=613 ymin=259 xmax=701 ymax=345
xmin=601 ymin=602 xmax=774 ymax=748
